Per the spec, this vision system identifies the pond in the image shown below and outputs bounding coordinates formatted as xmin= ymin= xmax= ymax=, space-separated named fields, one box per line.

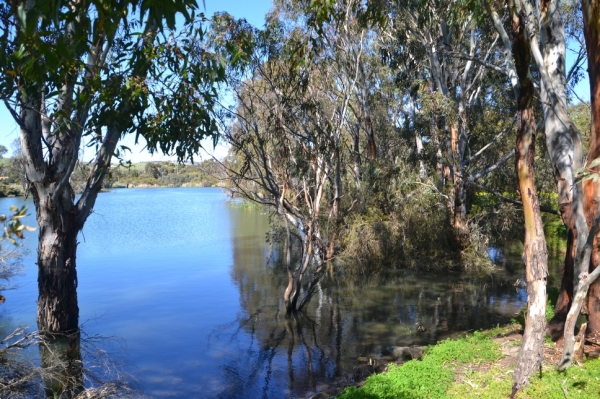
xmin=0 ymin=187 xmax=543 ymax=398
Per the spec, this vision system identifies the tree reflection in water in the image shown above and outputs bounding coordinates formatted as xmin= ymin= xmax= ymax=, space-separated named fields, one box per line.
xmin=0 ymin=325 xmax=134 ymax=398
xmin=209 ymin=206 xmax=531 ymax=398
xmin=39 ymin=331 xmax=84 ymax=398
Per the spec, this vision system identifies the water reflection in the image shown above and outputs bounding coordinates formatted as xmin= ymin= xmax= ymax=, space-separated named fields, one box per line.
xmin=214 ymin=205 xmax=529 ymax=398
xmin=39 ymin=332 xmax=83 ymax=398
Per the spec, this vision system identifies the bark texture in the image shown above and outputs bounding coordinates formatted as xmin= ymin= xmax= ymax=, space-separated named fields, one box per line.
xmin=510 ymin=4 xmax=548 ymax=396
xmin=558 ymin=183 xmax=600 ymax=370
xmin=18 ymin=92 xmax=119 ymax=334
xmin=511 ymin=104 xmax=549 ymax=396
xmin=536 ymin=0 xmax=582 ymax=336
xmin=36 ymin=192 xmax=80 ymax=333
xmin=582 ymin=0 xmax=600 ymax=336
xmin=549 ymin=220 xmax=576 ymax=340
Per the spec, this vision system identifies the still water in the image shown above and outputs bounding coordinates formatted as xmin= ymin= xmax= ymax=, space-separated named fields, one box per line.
xmin=0 ymin=188 xmax=531 ymax=398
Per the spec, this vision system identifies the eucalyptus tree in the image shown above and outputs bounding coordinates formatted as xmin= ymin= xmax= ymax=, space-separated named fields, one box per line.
xmin=522 ymin=0 xmax=585 ymax=338
xmin=501 ymin=0 xmax=593 ymax=350
xmin=479 ymin=0 xmax=592 ymax=388
xmin=216 ymin=15 xmax=325 ymax=312
xmin=577 ymin=0 xmax=600 ymax=344
xmin=378 ymin=0 xmax=518 ymax=245
xmin=484 ymin=1 xmax=549 ymax=393
xmin=557 ymin=0 xmax=600 ymax=370
xmin=0 ymin=1 xmax=225 ymax=334
xmin=484 ymin=0 xmax=600 ymax=379
xmin=215 ymin=3 xmax=382 ymax=312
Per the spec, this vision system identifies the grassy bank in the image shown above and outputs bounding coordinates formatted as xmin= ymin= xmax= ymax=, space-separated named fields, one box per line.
xmin=335 ymin=323 xmax=600 ymax=399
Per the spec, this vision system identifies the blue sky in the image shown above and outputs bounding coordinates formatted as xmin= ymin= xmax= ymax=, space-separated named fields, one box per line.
xmin=0 ymin=1 xmax=592 ymax=162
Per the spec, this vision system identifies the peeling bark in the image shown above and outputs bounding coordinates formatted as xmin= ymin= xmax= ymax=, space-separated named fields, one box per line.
xmin=536 ymin=0 xmax=582 ymax=337
xmin=558 ymin=188 xmax=600 ymax=370
xmin=510 ymin=3 xmax=548 ymax=395
xmin=511 ymin=102 xmax=548 ymax=395
xmin=582 ymin=0 xmax=600 ymax=337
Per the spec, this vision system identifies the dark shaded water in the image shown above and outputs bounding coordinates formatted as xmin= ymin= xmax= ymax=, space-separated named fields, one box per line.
xmin=0 ymin=188 xmax=541 ymax=398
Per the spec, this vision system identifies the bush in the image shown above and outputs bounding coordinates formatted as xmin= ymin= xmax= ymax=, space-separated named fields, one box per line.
xmin=338 ymin=189 xmax=467 ymax=273
xmin=0 ymin=184 xmax=25 ymax=197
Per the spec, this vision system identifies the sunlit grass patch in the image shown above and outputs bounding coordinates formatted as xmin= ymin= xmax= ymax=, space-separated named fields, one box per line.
xmin=337 ymin=331 xmax=502 ymax=399
xmin=448 ymin=364 xmax=512 ymax=398
xmin=522 ymin=359 xmax=600 ymax=399
xmin=449 ymin=356 xmax=600 ymax=398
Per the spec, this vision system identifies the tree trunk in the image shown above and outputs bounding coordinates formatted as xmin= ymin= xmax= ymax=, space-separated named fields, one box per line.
xmin=20 ymin=116 xmax=116 ymax=335
xmin=553 ymin=0 xmax=600 ymax=371
xmin=511 ymin=98 xmax=548 ymax=398
xmin=327 ymin=144 xmax=342 ymax=260
xmin=453 ymin=178 xmax=467 ymax=234
xmin=18 ymin=94 xmax=83 ymax=335
xmin=548 ymin=218 xmax=576 ymax=341
xmin=415 ymin=133 xmax=427 ymax=181
xmin=511 ymin=101 xmax=548 ymax=397
xmin=280 ymin=186 xmax=297 ymax=314
xmin=452 ymin=112 xmax=469 ymax=245
xmin=536 ymin=0 xmax=581 ymax=338
xmin=35 ymin=190 xmax=80 ymax=333
xmin=283 ymin=216 xmax=295 ymax=313
xmin=558 ymin=196 xmax=600 ymax=370
xmin=409 ymin=95 xmax=427 ymax=181
xmin=510 ymin=4 xmax=549 ymax=395
xmin=352 ymin=125 xmax=361 ymax=188
xmin=582 ymin=0 xmax=600 ymax=338
xmin=358 ymin=63 xmax=377 ymax=161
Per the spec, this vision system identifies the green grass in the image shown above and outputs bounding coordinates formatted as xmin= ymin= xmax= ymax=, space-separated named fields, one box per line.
xmin=337 ymin=330 xmax=502 ymax=399
xmin=448 ymin=364 xmax=512 ymax=398
xmin=449 ymin=357 xmax=600 ymax=398
xmin=522 ymin=360 xmax=600 ymax=398
xmin=337 ymin=319 xmax=600 ymax=399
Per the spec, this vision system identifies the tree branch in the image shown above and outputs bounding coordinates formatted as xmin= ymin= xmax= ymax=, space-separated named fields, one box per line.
xmin=469 ymin=151 xmax=514 ymax=182
xmin=468 ymin=181 xmax=559 ymax=216
xmin=443 ymin=51 xmax=508 ymax=77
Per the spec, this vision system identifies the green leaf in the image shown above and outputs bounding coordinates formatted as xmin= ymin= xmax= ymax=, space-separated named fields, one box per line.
xmin=588 ymin=158 xmax=600 ymax=168
xmin=583 ymin=174 xmax=596 ymax=182
xmin=17 ymin=3 xmax=27 ymax=30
